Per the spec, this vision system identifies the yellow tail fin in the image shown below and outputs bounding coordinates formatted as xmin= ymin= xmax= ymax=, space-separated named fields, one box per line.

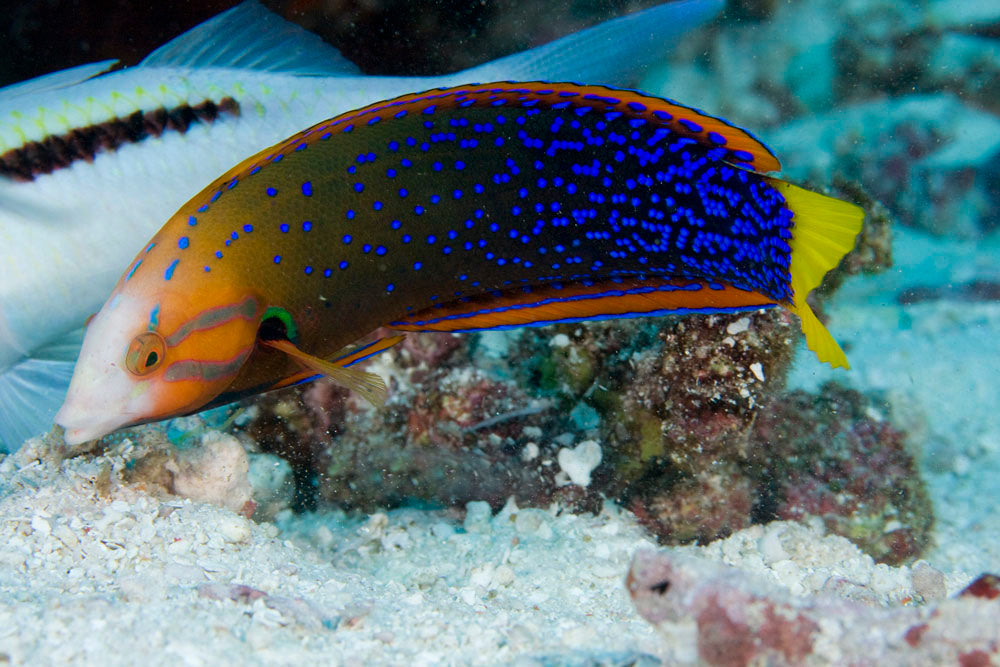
xmin=767 ymin=179 xmax=864 ymax=369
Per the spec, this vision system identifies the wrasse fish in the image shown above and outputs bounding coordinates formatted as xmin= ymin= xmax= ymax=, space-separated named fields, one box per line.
xmin=0 ymin=0 xmax=726 ymax=448
xmin=56 ymin=82 xmax=863 ymax=445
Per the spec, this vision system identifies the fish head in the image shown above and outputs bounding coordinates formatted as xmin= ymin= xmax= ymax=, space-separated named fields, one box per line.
xmin=55 ymin=280 xmax=263 ymax=445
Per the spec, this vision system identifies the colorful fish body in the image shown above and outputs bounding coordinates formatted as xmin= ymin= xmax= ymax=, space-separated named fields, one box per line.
xmin=56 ymin=81 xmax=863 ymax=445
xmin=0 ymin=0 xmax=727 ymax=448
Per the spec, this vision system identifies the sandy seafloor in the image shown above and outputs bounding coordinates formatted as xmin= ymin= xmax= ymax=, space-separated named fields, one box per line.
xmin=0 ymin=224 xmax=997 ymax=664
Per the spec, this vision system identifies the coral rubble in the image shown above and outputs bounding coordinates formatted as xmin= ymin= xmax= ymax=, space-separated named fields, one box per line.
xmin=628 ymin=546 xmax=1000 ymax=666
xmin=235 ymin=307 xmax=931 ymax=564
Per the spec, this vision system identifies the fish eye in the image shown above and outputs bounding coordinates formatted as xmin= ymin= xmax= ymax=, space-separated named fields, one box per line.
xmin=125 ymin=332 xmax=166 ymax=376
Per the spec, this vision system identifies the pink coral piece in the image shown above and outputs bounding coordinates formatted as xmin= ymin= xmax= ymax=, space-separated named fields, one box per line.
xmin=627 ymin=549 xmax=1000 ymax=666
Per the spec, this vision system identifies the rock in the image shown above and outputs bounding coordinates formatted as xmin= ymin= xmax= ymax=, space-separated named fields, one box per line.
xmin=463 ymin=501 xmax=492 ymax=534
xmin=911 ymin=560 xmax=948 ymax=602
xmin=557 ymin=440 xmax=602 ymax=488
xmin=166 ymin=432 xmax=253 ymax=516
xmin=217 ymin=515 xmax=252 ymax=544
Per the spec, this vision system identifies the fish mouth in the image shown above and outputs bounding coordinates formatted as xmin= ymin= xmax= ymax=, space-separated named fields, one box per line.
xmin=55 ymin=404 xmax=137 ymax=446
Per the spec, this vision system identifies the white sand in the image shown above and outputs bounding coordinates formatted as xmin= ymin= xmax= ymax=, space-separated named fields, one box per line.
xmin=0 ymin=447 xmax=964 ymax=665
xmin=0 ymin=446 xmax=668 ymax=664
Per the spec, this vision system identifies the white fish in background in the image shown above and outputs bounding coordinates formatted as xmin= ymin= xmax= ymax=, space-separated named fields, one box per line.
xmin=0 ymin=0 xmax=723 ymax=449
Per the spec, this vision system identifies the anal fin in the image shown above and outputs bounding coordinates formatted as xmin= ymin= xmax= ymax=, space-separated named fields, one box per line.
xmin=390 ymin=278 xmax=778 ymax=333
xmin=331 ymin=335 xmax=406 ymax=368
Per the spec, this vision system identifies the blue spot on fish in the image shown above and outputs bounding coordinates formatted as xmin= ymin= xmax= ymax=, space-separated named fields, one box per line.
xmin=126 ymin=261 xmax=141 ymax=281
xmin=679 ymin=118 xmax=703 ymax=133
xmin=707 ymin=131 xmax=727 ymax=145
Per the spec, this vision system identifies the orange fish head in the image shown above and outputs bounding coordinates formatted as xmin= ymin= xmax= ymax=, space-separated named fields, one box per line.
xmin=55 ymin=282 xmax=263 ymax=445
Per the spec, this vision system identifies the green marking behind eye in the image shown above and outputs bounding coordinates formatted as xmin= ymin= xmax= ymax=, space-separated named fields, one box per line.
xmin=261 ymin=306 xmax=298 ymax=343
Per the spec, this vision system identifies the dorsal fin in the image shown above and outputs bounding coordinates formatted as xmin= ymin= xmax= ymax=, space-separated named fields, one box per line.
xmin=245 ymin=81 xmax=780 ymax=177
xmin=458 ymin=0 xmax=723 ymax=87
xmin=140 ymin=1 xmax=361 ymax=76
xmin=0 ymin=60 xmax=119 ymax=101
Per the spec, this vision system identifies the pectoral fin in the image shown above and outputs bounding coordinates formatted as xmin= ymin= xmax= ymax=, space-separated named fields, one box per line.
xmin=263 ymin=337 xmax=404 ymax=407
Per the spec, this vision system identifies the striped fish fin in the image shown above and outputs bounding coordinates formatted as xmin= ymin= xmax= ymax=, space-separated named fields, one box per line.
xmin=140 ymin=1 xmax=361 ymax=76
xmin=390 ymin=278 xmax=778 ymax=333
xmin=265 ymin=335 xmax=403 ymax=389
xmin=0 ymin=60 xmax=118 ymax=99
xmin=0 ymin=328 xmax=85 ymax=451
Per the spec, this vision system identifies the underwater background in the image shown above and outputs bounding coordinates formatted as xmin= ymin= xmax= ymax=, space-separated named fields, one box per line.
xmin=1 ymin=0 xmax=999 ymax=663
